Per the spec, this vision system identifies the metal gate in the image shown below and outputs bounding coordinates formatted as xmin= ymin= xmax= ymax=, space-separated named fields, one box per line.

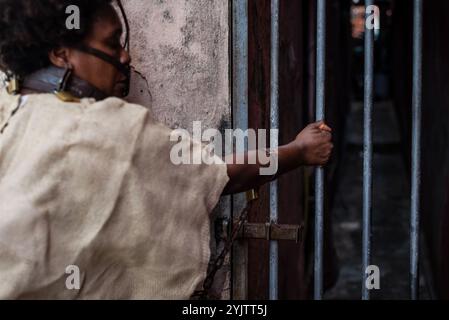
xmin=231 ymin=0 xmax=423 ymax=300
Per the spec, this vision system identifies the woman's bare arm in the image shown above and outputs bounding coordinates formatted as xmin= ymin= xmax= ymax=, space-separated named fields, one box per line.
xmin=222 ymin=121 xmax=333 ymax=195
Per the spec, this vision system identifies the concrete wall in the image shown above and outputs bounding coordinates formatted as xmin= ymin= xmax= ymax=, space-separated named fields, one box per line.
xmin=123 ymin=0 xmax=231 ymax=133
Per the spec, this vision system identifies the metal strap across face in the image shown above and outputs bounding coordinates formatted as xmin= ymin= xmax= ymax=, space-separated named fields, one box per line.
xmin=74 ymin=0 xmax=132 ymax=97
xmin=75 ymin=44 xmax=131 ymax=97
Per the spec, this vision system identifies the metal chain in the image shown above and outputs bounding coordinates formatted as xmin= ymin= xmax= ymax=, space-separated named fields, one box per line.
xmin=191 ymin=194 xmax=259 ymax=300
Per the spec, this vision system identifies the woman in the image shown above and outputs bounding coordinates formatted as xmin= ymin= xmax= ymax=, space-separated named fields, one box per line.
xmin=0 ymin=0 xmax=333 ymax=299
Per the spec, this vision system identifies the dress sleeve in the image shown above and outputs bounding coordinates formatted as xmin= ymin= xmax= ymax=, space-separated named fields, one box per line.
xmin=123 ymin=112 xmax=230 ymax=298
xmin=134 ymin=114 xmax=230 ymax=215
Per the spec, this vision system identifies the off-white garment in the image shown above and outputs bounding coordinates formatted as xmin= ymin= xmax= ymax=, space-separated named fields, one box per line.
xmin=0 ymin=89 xmax=229 ymax=299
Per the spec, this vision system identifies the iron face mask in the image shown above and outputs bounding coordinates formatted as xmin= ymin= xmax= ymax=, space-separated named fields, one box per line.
xmin=75 ymin=0 xmax=132 ymax=98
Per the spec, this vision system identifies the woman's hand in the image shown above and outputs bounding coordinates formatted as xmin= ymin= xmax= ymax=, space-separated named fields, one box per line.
xmin=223 ymin=121 xmax=333 ymax=195
xmin=290 ymin=121 xmax=333 ymax=166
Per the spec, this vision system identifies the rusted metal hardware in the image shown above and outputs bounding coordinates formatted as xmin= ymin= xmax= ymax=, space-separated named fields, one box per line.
xmin=54 ymin=91 xmax=81 ymax=103
xmin=193 ymin=193 xmax=257 ymax=300
xmin=246 ymin=189 xmax=259 ymax=202
xmin=220 ymin=217 xmax=304 ymax=244
xmin=236 ymin=221 xmax=303 ymax=243
xmin=6 ymin=77 xmax=20 ymax=95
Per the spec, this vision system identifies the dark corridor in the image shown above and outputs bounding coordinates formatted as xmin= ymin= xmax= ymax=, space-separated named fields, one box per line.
xmin=235 ymin=0 xmax=449 ymax=300
xmin=326 ymin=0 xmax=432 ymax=300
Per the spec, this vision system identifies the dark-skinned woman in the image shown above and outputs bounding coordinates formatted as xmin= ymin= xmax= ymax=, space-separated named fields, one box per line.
xmin=0 ymin=0 xmax=333 ymax=299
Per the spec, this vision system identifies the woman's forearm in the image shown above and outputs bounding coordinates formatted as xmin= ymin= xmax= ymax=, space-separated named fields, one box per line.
xmin=222 ymin=143 xmax=301 ymax=195
xmin=221 ymin=121 xmax=333 ymax=196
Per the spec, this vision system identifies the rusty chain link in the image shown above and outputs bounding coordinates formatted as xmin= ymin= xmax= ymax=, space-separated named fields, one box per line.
xmin=191 ymin=190 xmax=259 ymax=300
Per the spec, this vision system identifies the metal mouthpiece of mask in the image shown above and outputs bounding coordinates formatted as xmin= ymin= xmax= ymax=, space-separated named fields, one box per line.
xmin=76 ymin=0 xmax=132 ymax=98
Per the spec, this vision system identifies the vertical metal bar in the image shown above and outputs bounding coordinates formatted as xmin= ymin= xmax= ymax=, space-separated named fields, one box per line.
xmin=411 ymin=0 xmax=423 ymax=301
xmin=362 ymin=0 xmax=374 ymax=301
xmin=269 ymin=0 xmax=279 ymax=301
xmin=233 ymin=0 xmax=249 ymax=131
xmin=231 ymin=0 xmax=249 ymax=300
xmin=314 ymin=0 xmax=326 ymax=301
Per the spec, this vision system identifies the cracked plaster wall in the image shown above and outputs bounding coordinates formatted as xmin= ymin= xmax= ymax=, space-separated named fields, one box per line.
xmin=123 ymin=0 xmax=231 ymax=133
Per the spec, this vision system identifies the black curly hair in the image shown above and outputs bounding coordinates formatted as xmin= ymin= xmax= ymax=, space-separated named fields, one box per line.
xmin=0 ymin=0 xmax=113 ymax=77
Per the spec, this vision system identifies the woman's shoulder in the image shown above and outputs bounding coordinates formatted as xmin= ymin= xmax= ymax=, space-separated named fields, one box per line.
xmin=88 ymin=96 xmax=153 ymax=118
xmin=22 ymin=92 xmax=156 ymax=126
xmin=83 ymin=96 xmax=160 ymax=132
xmin=1 ymin=89 xmax=160 ymax=144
